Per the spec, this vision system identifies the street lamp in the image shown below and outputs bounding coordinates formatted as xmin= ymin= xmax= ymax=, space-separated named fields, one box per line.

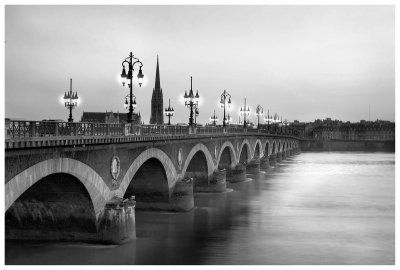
xmin=239 ymin=98 xmax=251 ymax=128
xmin=265 ymin=109 xmax=271 ymax=131
xmin=227 ymin=114 xmax=233 ymax=124
xmin=63 ymin=78 xmax=79 ymax=123
xmin=195 ymin=107 xmax=199 ymax=126
xmin=164 ymin=98 xmax=174 ymax=125
xmin=210 ymin=109 xmax=218 ymax=126
xmin=255 ymin=105 xmax=264 ymax=129
xmin=220 ymin=90 xmax=232 ymax=127
xmin=283 ymin=118 xmax=289 ymax=134
xmin=273 ymin=113 xmax=279 ymax=133
xmin=120 ymin=52 xmax=144 ymax=123
xmin=184 ymin=76 xmax=200 ymax=126
xmin=124 ymin=94 xmax=137 ymax=110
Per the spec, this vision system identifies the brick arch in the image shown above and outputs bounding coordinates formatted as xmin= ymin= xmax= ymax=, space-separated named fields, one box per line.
xmin=238 ymin=139 xmax=252 ymax=162
xmin=5 ymin=158 xmax=110 ymax=216
xmin=253 ymin=139 xmax=263 ymax=158
xmin=181 ymin=143 xmax=215 ymax=178
xmin=118 ymin=148 xmax=178 ymax=198
xmin=216 ymin=140 xmax=238 ymax=169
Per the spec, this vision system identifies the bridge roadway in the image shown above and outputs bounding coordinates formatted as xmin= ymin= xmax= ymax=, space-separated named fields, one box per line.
xmin=5 ymin=121 xmax=301 ymax=244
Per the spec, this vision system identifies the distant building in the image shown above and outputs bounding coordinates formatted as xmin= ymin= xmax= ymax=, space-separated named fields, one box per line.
xmin=80 ymin=111 xmax=141 ymax=125
xmin=150 ymin=56 xmax=164 ymax=125
xmin=312 ymin=120 xmax=395 ymax=141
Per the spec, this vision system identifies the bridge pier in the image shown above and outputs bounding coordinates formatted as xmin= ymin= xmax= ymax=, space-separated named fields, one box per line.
xmin=227 ymin=164 xmax=247 ymax=183
xmin=269 ymin=153 xmax=277 ymax=166
xmin=260 ymin=155 xmax=270 ymax=170
xmin=193 ymin=169 xmax=227 ymax=193
xmin=210 ymin=169 xmax=227 ymax=192
xmin=97 ymin=196 xmax=136 ymax=244
xmin=246 ymin=158 xmax=260 ymax=174
xmin=276 ymin=152 xmax=283 ymax=163
xmin=135 ymin=178 xmax=194 ymax=212
xmin=282 ymin=151 xmax=287 ymax=160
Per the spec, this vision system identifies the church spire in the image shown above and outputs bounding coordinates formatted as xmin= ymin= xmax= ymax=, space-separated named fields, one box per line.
xmin=155 ymin=55 xmax=161 ymax=90
xmin=150 ymin=55 xmax=164 ymax=125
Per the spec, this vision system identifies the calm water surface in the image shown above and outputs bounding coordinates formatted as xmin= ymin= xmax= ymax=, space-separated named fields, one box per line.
xmin=5 ymin=152 xmax=395 ymax=265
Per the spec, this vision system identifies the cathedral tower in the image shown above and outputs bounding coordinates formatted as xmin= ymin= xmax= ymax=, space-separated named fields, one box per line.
xmin=150 ymin=55 xmax=164 ymax=124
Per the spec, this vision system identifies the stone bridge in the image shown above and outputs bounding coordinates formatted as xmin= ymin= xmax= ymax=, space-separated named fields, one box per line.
xmin=5 ymin=121 xmax=300 ymax=243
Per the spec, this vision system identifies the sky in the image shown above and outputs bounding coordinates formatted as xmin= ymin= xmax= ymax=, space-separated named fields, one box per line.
xmin=5 ymin=5 xmax=395 ymax=124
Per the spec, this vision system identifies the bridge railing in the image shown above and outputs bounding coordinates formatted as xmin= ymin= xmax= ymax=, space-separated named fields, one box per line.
xmin=196 ymin=126 xmax=224 ymax=134
xmin=5 ymin=120 xmax=298 ymax=140
xmin=138 ymin=124 xmax=189 ymax=136
xmin=6 ymin=121 xmax=125 ymax=139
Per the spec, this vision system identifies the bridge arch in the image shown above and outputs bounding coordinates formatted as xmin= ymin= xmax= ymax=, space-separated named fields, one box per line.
xmin=238 ymin=139 xmax=251 ymax=163
xmin=5 ymin=157 xmax=110 ymax=216
xmin=264 ymin=140 xmax=270 ymax=156
xmin=253 ymin=139 xmax=263 ymax=158
xmin=216 ymin=141 xmax=238 ymax=169
xmin=118 ymin=148 xmax=178 ymax=198
xmin=181 ymin=143 xmax=215 ymax=179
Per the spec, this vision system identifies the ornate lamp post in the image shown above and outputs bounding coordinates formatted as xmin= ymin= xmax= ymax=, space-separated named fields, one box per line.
xmin=227 ymin=114 xmax=233 ymax=125
xmin=283 ymin=119 xmax=289 ymax=134
xmin=265 ymin=109 xmax=271 ymax=131
xmin=240 ymin=98 xmax=251 ymax=128
xmin=255 ymin=105 xmax=264 ymax=129
xmin=220 ymin=90 xmax=232 ymax=127
xmin=124 ymin=94 xmax=137 ymax=111
xmin=194 ymin=107 xmax=199 ymax=126
xmin=120 ymin=52 xmax=144 ymax=123
xmin=164 ymin=98 xmax=174 ymax=125
xmin=184 ymin=76 xmax=200 ymax=126
xmin=63 ymin=78 xmax=79 ymax=123
xmin=210 ymin=109 xmax=218 ymax=126
xmin=273 ymin=113 xmax=279 ymax=133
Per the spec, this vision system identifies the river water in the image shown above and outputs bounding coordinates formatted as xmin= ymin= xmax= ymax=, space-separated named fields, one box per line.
xmin=5 ymin=152 xmax=395 ymax=265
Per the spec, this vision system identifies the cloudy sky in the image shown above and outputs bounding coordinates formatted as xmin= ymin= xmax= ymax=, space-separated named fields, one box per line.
xmin=5 ymin=5 xmax=395 ymax=124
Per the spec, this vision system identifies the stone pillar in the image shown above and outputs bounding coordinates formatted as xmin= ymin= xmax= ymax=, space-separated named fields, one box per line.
xmin=209 ymin=169 xmax=227 ymax=192
xmin=191 ymin=171 xmax=210 ymax=193
xmin=97 ymin=196 xmax=136 ymax=244
xmin=276 ymin=152 xmax=282 ymax=163
xmin=282 ymin=151 xmax=287 ymax=160
xmin=227 ymin=164 xmax=246 ymax=183
xmin=260 ymin=155 xmax=270 ymax=170
xmin=246 ymin=158 xmax=260 ymax=174
xmin=269 ymin=153 xmax=277 ymax=166
xmin=169 ymin=178 xmax=194 ymax=212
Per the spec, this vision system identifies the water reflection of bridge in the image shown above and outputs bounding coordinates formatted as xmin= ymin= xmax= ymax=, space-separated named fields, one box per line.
xmin=5 ymin=120 xmax=301 ymax=244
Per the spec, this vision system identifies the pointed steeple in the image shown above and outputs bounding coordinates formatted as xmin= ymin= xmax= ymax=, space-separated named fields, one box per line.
xmin=155 ymin=55 xmax=161 ymax=90
xmin=150 ymin=55 xmax=164 ymax=125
